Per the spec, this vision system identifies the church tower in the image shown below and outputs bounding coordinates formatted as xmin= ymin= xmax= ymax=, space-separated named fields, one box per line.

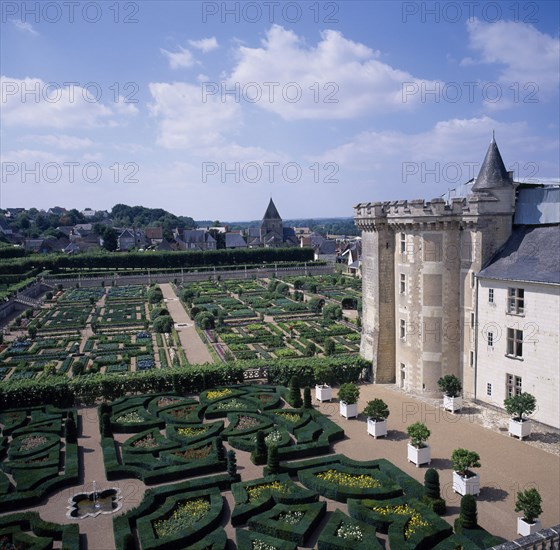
xmin=260 ymin=198 xmax=284 ymax=246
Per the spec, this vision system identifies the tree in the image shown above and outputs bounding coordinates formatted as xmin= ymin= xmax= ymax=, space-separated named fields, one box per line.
xmin=305 ymin=342 xmax=316 ymax=357
xmin=195 ymin=311 xmax=215 ymax=330
xmin=437 ymin=374 xmax=462 ymax=398
xmin=324 ymin=338 xmax=335 ymax=356
xmin=101 ymin=227 xmax=118 ymax=251
xmin=267 ymin=445 xmax=280 ymax=475
xmin=289 ymin=376 xmax=302 ymax=408
xmin=303 ymin=387 xmax=312 ymax=409
xmin=407 ymin=422 xmax=431 ymax=448
xmin=363 ymin=399 xmax=390 ymax=421
xmin=147 ymin=286 xmax=163 ymax=304
xmin=323 ymin=303 xmax=342 ymax=320
xmin=515 ymin=488 xmax=542 ymax=524
xmin=504 ymin=392 xmax=537 ymax=421
xmin=28 ymin=326 xmax=37 ymax=339
xmin=459 ymin=494 xmax=478 ymax=529
xmin=252 ymin=430 xmax=267 ymax=465
xmin=153 ymin=315 xmax=173 ymax=333
xmin=451 ymin=448 xmax=481 ymax=476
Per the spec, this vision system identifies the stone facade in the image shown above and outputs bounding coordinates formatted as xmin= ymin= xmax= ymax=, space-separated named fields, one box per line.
xmin=355 ymin=139 xmax=516 ymax=396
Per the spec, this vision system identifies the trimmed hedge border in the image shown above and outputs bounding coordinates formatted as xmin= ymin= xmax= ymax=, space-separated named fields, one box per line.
xmin=317 ymin=509 xmax=382 ymax=550
xmin=236 ymin=529 xmax=298 ymax=550
xmin=248 ymin=501 xmax=326 ymax=546
xmin=0 ymin=511 xmax=80 ymax=550
xmin=113 ymin=474 xmax=233 ymax=550
xmin=0 ymin=355 xmax=368 ymax=409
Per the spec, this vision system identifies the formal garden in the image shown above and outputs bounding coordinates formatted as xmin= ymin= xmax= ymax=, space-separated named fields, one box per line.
xmin=0 ymin=381 xmax=506 ymax=549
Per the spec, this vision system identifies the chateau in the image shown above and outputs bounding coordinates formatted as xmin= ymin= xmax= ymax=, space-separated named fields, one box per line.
xmin=355 ymin=139 xmax=559 ymax=428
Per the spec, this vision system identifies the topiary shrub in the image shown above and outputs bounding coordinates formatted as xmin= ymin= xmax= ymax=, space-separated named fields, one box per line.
xmin=101 ymin=413 xmax=112 ymax=438
xmin=227 ymin=450 xmax=238 ymax=479
xmin=504 ymin=392 xmax=537 ymax=422
xmin=437 ymin=374 xmax=462 ymax=398
xmin=423 ymin=468 xmax=446 ymax=515
xmin=303 ymin=387 xmax=312 ymax=409
xmin=65 ymin=416 xmax=77 ymax=444
xmin=215 ymin=436 xmax=225 ymax=462
xmin=459 ymin=494 xmax=477 ymax=529
xmin=252 ymin=430 xmax=267 ymax=465
xmin=153 ymin=315 xmax=173 ymax=333
xmin=424 ymin=468 xmax=440 ymax=499
xmin=323 ymin=338 xmax=335 ymax=356
xmin=267 ymin=445 xmax=280 ymax=475
xmin=289 ymin=376 xmax=303 ymax=408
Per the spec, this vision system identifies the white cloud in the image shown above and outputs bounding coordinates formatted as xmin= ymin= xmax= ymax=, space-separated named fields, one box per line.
xmin=148 ymin=82 xmax=241 ymax=149
xmin=0 ymin=76 xmax=135 ymax=129
xmin=20 ymin=134 xmax=94 ymax=150
xmin=11 ymin=20 xmax=38 ymax=35
xmin=464 ymin=18 xmax=560 ymax=97
xmin=227 ymin=25 xmax=438 ymax=120
xmin=161 ymin=46 xmax=195 ymax=69
xmin=188 ymin=37 xmax=218 ymax=52
xmin=312 ymin=117 xmax=558 ymax=201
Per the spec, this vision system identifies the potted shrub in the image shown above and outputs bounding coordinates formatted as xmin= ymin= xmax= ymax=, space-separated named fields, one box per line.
xmin=515 ymin=488 xmax=542 ymax=535
xmin=406 ymin=422 xmax=431 ymax=467
xmin=363 ymin=398 xmax=390 ymax=438
xmin=338 ymin=383 xmax=360 ymax=419
xmin=314 ymin=364 xmax=334 ymax=402
xmin=452 ymin=448 xmax=481 ymax=496
xmin=438 ymin=374 xmax=463 ymax=413
xmin=504 ymin=392 xmax=537 ymax=440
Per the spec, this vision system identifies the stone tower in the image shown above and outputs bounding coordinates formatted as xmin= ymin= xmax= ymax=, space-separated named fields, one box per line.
xmin=260 ymin=198 xmax=284 ymax=246
xmin=354 ymin=138 xmax=516 ymax=396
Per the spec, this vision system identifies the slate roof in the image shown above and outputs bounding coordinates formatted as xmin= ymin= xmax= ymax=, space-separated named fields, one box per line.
xmin=316 ymin=240 xmax=337 ymax=255
xmin=225 ymin=233 xmax=247 ymax=248
xmin=262 ymin=198 xmax=281 ymax=220
xmin=472 ymin=138 xmax=512 ymax=192
xmin=478 ymin=225 xmax=560 ymax=285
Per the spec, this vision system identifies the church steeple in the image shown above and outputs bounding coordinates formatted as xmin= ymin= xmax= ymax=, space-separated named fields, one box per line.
xmin=472 ymin=136 xmax=513 ymax=192
xmin=262 ymin=198 xmax=282 ymax=221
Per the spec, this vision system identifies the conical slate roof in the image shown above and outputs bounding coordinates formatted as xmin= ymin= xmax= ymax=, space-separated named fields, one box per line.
xmin=472 ymin=137 xmax=512 ymax=191
xmin=262 ymin=198 xmax=282 ymax=220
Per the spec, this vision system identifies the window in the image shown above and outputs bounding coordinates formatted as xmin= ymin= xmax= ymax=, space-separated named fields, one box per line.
xmin=400 ymin=273 xmax=406 ymax=294
xmin=507 ymin=288 xmax=524 ymax=314
xmin=486 ymin=383 xmax=492 ymax=396
xmin=471 ymin=273 xmax=475 ymax=288
xmin=470 ymin=312 xmax=475 ymax=328
xmin=507 ymin=328 xmax=523 ymax=358
xmin=400 ymin=319 xmax=406 ymax=340
xmin=469 ymin=351 xmax=474 ymax=367
xmin=487 ymin=332 xmax=494 ymax=347
xmin=506 ymin=374 xmax=522 ymax=397
xmin=488 ymin=289 xmax=494 ymax=303
xmin=400 ymin=233 xmax=406 ymax=254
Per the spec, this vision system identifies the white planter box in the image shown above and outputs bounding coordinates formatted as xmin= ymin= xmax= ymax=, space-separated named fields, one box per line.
xmin=315 ymin=385 xmax=332 ymax=402
xmin=407 ymin=443 xmax=431 ymax=467
xmin=340 ymin=401 xmax=358 ymax=419
xmin=453 ymin=471 xmax=480 ymax=496
xmin=443 ymin=395 xmax=463 ymax=413
xmin=509 ymin=418 xmax=532 ymax=440
xmin=517 ymin=517 xmax=541 ymax=536
xmin=367 ymin=418 xmax=387 ymax=438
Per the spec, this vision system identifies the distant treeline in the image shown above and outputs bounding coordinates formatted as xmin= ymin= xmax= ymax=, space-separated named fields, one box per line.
xmin=0 ymin=247 xmax=314 ymax=275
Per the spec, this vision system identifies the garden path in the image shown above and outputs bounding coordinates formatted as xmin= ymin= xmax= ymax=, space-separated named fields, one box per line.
xmin=159 ymin=283 xmax=214 ymax=365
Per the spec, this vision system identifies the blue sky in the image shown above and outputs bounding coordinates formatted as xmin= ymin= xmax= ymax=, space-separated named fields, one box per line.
xmin=1 ymin=0 xmax=559 ymax=220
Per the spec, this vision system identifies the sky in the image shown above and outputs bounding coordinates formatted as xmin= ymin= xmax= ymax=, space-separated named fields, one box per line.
xmin=1 ymin=0 xmax=559 ymax=220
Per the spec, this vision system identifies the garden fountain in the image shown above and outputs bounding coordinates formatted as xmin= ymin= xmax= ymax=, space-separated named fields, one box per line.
xmin=66 ymin=482 xmax=122 ymax=519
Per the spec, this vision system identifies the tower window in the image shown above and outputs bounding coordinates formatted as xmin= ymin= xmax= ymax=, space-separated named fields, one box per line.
xmin=400 ymin=233 xmax=406 ymax=254
xmin=400 ymin=273 xmax=406 ymax=294
xmin=488 ymin=289 xmax=494 ymax=303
